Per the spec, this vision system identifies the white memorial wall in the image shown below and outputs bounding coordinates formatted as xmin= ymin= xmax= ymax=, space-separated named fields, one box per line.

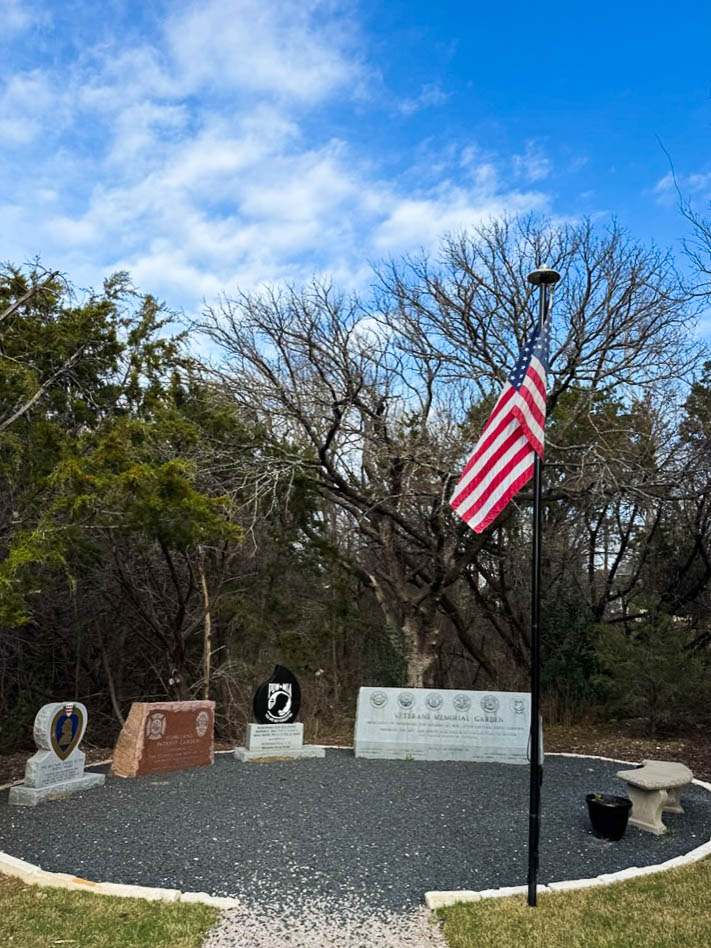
xmin=354 ymin=687 xmax=535 ymax=763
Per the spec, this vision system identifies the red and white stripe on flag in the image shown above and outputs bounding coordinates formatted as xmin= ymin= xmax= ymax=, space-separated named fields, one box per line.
xmin=450 ymin=333 xmax=548 ymax=534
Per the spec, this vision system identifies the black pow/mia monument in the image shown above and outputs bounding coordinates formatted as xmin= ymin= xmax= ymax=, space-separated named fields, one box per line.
xmin=235 ymin=665 xmax=325 ymax=761
xmin=252 ymin=664 xmax=301 ymax=724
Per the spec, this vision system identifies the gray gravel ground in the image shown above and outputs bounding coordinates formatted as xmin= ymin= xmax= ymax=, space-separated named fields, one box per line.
xmin=201 ymin=900 xmax=446 ymax=948
xmin=0 ymin=750 xmax=709 ymax=946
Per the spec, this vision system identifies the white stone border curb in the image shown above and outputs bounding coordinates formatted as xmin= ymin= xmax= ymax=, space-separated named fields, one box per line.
xmin=0 ymin=753 xmax=245 ymax=907
xmin=0 ymin=850 xmax=242 ymax=908
xmin=2 ymin=748 xmax=708 ymax=911
xmin=424 ymin=752 xmax=711 ymax=910
xmin=0 ymin=746 xmax=251 ymax=903
xmin=0 ymin=746 xmax=292 ymax=906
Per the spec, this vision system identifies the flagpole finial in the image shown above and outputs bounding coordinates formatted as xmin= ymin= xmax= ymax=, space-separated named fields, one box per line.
xmin=527 ymin=266 xmax=560 ymax=286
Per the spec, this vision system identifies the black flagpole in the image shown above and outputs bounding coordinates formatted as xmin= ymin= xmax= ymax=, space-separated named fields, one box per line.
xmin=525 ymin=266 xmax=560 ymax=907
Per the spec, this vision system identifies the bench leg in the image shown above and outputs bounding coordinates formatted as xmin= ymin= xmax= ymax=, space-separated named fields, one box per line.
xmin=663 ymin=782 xmax=689 ymax=814
xmin=627 ymin=786 xmax=669 ymax=835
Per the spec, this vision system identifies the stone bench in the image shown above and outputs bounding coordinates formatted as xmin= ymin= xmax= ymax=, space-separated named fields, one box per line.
xmin=616 ymin=759 xmax=693 ymax=835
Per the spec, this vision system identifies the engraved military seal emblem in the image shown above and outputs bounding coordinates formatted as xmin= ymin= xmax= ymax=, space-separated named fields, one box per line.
xmin=195 ymin=710 xmax=210 ymax=737
xmin=480 ymin=695 xmax=500 ymax=714
xmin=146 ymin=712 xmax=167 ymax=741
xmin=453 ymin=693 xmax=472 ymax=712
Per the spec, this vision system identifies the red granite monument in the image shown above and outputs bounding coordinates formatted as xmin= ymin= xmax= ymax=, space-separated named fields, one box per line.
xmin=112 ymin=700 xmax=215 ymax=777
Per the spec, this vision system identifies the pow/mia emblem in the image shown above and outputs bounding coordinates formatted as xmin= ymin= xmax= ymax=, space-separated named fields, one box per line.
xmin=480 ymin=695 xmax=500 ymax=714
xmin=426 ymin=693 xmax=443 ymax=710
xmin=266 ymin=683 xmax=292 ymax=722
xmin=146 ymin=712 xmax=167 ymax=741
xmin=397 ymin=691 xmax=414 ymax=709
xmin=453 ymin=694 xmax=471 ymax=712
xmin=253 ymin=666 xmax=301 ymax=724
xmin=370 ymin=690 xmax=388 ymax=709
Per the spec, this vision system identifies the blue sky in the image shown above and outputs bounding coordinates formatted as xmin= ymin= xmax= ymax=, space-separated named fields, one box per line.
xmin=2 ymin=0 xmax=710 ymax=316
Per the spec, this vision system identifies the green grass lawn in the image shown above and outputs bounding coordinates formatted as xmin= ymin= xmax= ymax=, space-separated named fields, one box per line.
xmin=438 ymin=857 xmax=711 ymax=948
xmin=0 ymin=874 xmax=218 ymax=948
xmin=5 ymin=858 xmax=711 ymax=948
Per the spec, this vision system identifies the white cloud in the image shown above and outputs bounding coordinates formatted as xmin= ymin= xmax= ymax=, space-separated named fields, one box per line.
xmin=105 ymin=101 xmax=189 ymax=169
xmin=165 ymin=0 xmax=362 ymax=103
xmin=0 ymin=0 xmax=36 ymax=36
xmin=687 ymin=172 xmax=711 ymax=195
xmin=117 ymin=248 xmax=224 ymax=306
xmin=47 ymin=124 xmax=548 ymax=306
xmin=77 ymin=44 xmax=177 ymax=113
xmin=654 ymin=172 xmax=675 ymax=198
xmin=512 ymin=141 xmax=551 ymax=183
xmin=653 ymin=169 xmax=711 ymax=206
xmin=0 ymin=70 xmax=58 ymax=144
xmin=399 ymin=83 xmax=449 ymax=116
xmin=0 ymin=0 xmax=554 ymax=312
xmin=373 ymin=181 xmax=548 ymax=253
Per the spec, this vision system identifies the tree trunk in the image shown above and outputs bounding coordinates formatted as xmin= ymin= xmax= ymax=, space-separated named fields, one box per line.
xmin=402 ymin=616 xmax=436 ymax=687
xmin=97 ymin=626 xmax=125 ymax=726
xmin=198 ymin=558 xmax=212 ymax=701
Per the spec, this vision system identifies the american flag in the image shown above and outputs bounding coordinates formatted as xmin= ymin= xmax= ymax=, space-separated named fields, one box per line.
xmin=450 ymin=316 xmax=552 ymax=533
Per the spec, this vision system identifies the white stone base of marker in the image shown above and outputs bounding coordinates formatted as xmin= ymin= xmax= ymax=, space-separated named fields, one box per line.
xmin=9 ymin=701 xmax=105 ymax=806
xmin=234 ymin=723 xmax=325 ymax=761
xmin=354 ymin=687 xmax=535 ymax=763
xmin=9 ymin=762 xmax=105 ymax=806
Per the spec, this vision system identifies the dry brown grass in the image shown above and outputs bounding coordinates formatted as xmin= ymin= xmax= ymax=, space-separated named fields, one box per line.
xmin=439 ymin=858 xmax=711 ymax=947
xmin=0 ymin=874 xmax=217 ymax=948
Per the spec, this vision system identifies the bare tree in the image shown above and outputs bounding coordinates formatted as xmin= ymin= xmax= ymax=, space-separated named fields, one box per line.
xmin=196 ymin=216 xmax=706 ymax=688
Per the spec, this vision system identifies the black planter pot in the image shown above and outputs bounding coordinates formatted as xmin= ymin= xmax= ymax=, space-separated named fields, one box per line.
xmin=586 ymin=793 xmax=632 ymax=841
